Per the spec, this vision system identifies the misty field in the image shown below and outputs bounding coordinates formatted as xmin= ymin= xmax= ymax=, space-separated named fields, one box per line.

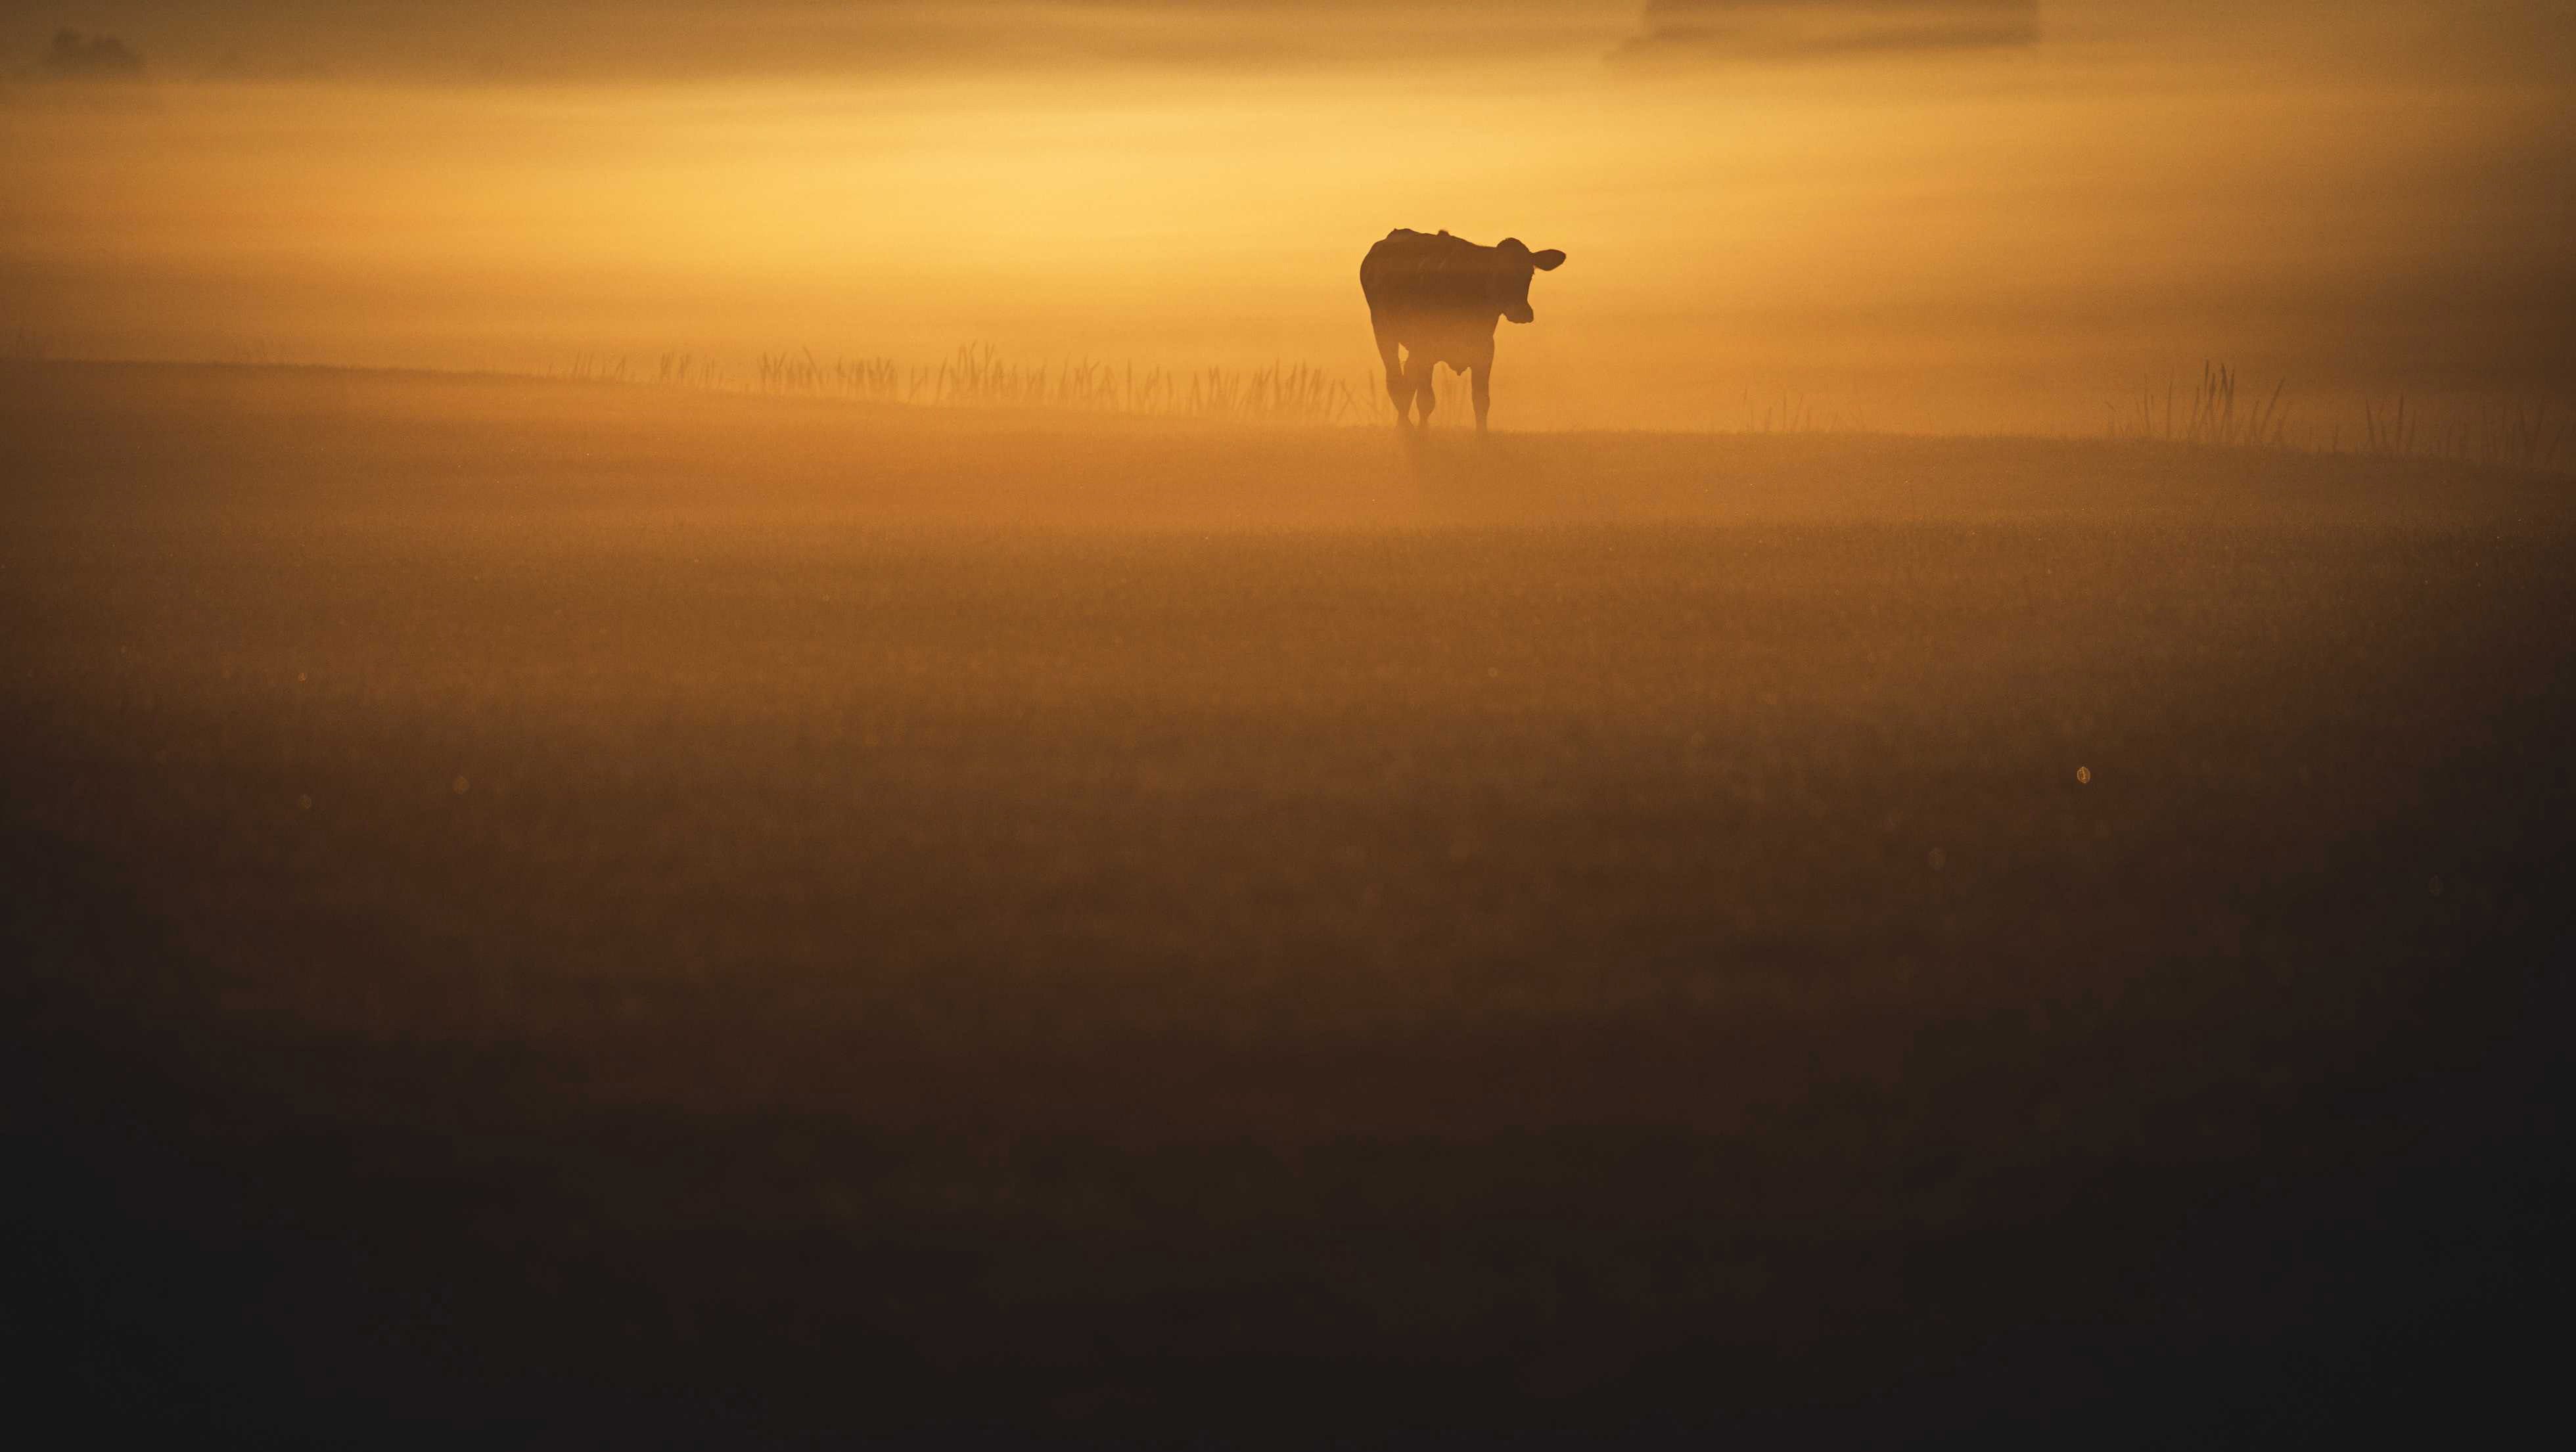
xmin=5 ymin=361 xmax=2570 ymax=1443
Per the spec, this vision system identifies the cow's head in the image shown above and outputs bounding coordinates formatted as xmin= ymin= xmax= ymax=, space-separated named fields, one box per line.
xmin=1494 ymin=237 xmax=1567 ymax=325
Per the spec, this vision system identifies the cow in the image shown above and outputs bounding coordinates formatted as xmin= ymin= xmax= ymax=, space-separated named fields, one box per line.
xmin=1360 ymin=228 xmax=1567 ymax=434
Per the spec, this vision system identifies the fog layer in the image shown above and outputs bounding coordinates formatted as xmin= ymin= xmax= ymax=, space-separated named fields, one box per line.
xmin=6 ymin=3 xmax=2568 ymax=431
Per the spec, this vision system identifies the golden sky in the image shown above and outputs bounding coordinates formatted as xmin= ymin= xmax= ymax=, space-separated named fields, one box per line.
xmin=5 ymin=3 xmax=2570 ymax=430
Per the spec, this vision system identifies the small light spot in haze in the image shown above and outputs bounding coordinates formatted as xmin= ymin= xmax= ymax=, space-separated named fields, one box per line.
xmin=453 ymin=774 xmax=470 ymax=794
xmin=1927 ymin=847 xmax=1946 ymax=871
xmin=2076 ymin=765 xmax=2091 ymax=784
xmin=297 ymin=793 xmax=311 ymax=811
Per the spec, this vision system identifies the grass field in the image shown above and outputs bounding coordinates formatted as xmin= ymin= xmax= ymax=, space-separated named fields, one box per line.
xmin=5 ymin=361 xmax=2571 ymax=1443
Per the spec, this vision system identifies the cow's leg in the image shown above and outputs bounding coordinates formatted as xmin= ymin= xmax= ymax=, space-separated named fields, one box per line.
xmin=1470 ymin=361 xmax=1492 ymax=436
xmin=1370 ymin=337 xmax=1412 ymax=427
xmin=1407 ymin=353 xmax=1438 ymax=426
xmin=1373 ymin=320 xmax=1410 ymax=428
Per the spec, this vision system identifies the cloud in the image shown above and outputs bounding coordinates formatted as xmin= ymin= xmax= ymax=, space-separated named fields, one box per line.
xmin=39 ymin=28 xmax=145 ymax=79
xmin=9 ymin=3 xmax=1618 ymax=85
xmin=1615 ymin=1 xmax=2040 ymax=64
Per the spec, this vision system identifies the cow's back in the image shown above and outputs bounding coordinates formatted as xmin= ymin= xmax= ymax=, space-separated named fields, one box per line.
xmin=1362 ymin=229 xmax=1496 ymax=316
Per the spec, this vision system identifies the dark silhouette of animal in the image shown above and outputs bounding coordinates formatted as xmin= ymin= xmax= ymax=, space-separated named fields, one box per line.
xmin=1360 ymin=229 xmax=1566 ymax=434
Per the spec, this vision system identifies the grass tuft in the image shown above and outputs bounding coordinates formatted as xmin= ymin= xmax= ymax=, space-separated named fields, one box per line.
xmin=2107 ymin=361 xmax=2291 ymax=449
xmin=711 ymin=342 xmax=1371 ymax=425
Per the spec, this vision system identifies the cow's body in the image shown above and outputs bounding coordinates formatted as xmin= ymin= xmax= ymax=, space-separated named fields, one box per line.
xmin=1360 ymin=228 xmax=1566 ymax=434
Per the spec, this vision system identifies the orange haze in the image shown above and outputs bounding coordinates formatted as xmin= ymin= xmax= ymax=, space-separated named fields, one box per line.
xmin=5 ymin=1 xmax=2569 ymax=433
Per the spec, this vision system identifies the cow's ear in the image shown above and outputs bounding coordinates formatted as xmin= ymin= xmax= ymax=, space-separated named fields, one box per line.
xmin=1496 ymin=237 xmax=1529 ymax=256
xmin=1532 ymin=248 xmax=1567 ymax=271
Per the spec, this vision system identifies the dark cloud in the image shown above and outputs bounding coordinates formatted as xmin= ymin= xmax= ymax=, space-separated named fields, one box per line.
xmin=0 ymin=3 xmax=1619 ymax=84
xmin=39 ymin=28 xmax=145 ymax=79
xmin=1616 ymin=0 xmax=2040 ymax=64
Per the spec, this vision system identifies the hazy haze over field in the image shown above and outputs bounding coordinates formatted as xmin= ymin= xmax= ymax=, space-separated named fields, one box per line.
xmin=9 ymin=7 xmax=2575 ymax=1440
xmin=5 ymin=1 xmax=2570 ymax=431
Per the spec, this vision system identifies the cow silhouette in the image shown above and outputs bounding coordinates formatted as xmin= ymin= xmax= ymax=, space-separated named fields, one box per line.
xmin=1360 ymin=228 xmax=1567 ymax=434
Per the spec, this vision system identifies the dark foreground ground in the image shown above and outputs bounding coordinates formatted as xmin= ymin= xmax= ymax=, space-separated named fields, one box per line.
xmin=5 ymin=362 xmax=2571 ymax=1445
